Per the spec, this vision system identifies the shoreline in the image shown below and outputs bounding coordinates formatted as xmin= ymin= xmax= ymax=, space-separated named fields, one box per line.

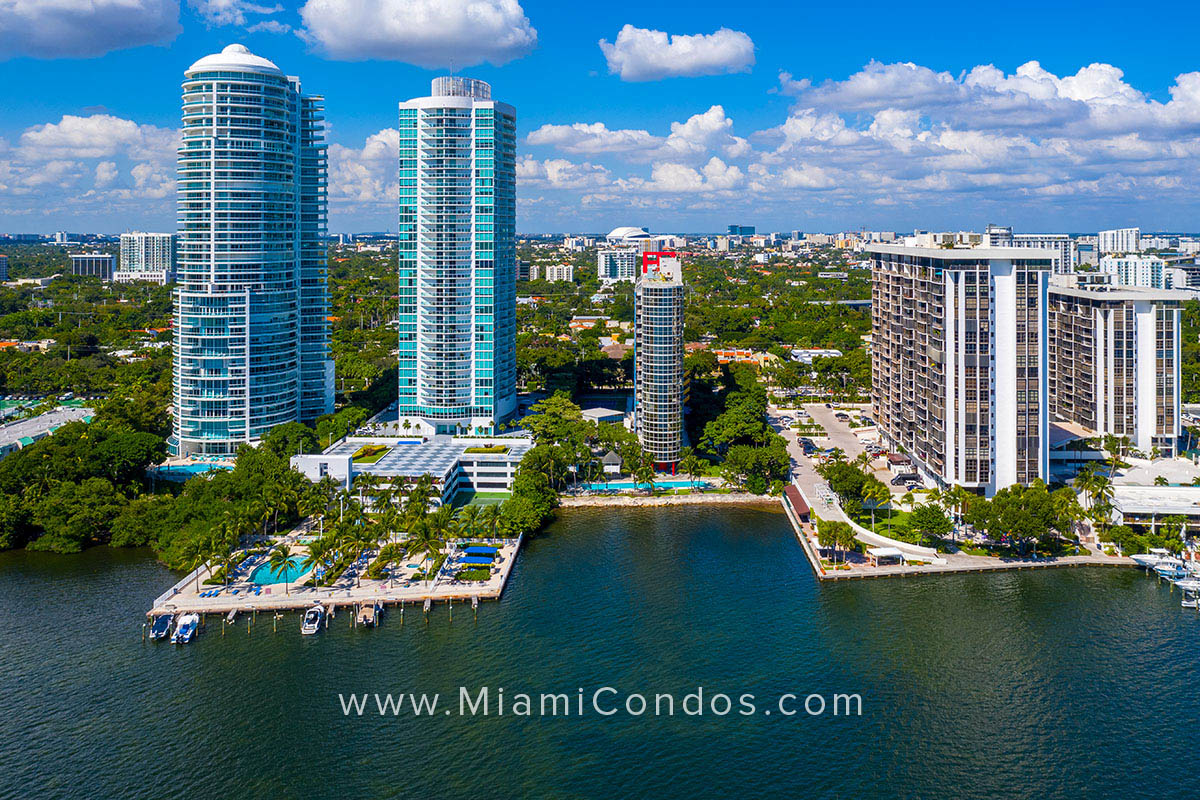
xmin=778 ymin=495 xmax=1136 ymax=581
xmin=558 ymin=492 xmax=780 ymax=508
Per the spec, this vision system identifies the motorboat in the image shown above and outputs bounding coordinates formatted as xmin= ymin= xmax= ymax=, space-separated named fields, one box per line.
xmin=301 ymin=604 xmax=325 ymax=635
xmin=225 ymin=609 xmax=237 ymax=625
xmin=1131 ymin=548 xmax=1174 ymax=569
xmin=171 ymin=612 xmax=200 ymax=644
xmin=149 ymin=614 xmax=173 ymax=640
xmin=1176 ymin=579 xmax=1200 ymax=608
xmin=1154 ymin=561 xmax=1188 ymax=581
xmin=357 ymin=604 xmax=378 ymax=628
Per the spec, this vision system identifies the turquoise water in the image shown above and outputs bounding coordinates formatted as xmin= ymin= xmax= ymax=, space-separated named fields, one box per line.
xmin=151 ymin=463 xmax=234 ymax=482
xmin=249 ymin=556 xmax=305 ymax=585
xmin=579 ymin=479 xmax=708 ymax=490
xmin=1 ymin=506 xmax=1199 ymax=798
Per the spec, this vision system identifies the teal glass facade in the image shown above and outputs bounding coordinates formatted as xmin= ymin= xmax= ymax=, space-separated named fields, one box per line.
xmin=172 ymin=45 xmax=332 ymax=457
xmin=397 ymin=77 xmax=517 ymax=436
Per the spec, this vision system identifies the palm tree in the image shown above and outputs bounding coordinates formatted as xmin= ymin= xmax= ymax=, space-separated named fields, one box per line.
xmin=405 ymin=474 xmax=435 ymax=519
xmin=301 ymin=539 xmax=331 ymax=587
xmin=401 ymin=520 xmax=444 ymax=588
xmin=480 ymin=504 xmax=502 ymax=540
xmin=457 ymin=504 xmax=481 ymax=542
xmin=863 ymin=481 xmax=890 ymax=531
xmin=679 ymin=447 xmax=705 ymax=488
xmin=268 ymin=544 xmax=294 ymax=596
xmin=1074 ymin=467 xmax=1097 ymax=514
xmin=634 ymin=458 xmax=657 ymax=494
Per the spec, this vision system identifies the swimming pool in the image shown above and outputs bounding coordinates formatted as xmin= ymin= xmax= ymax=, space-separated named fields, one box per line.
xmin=578 ymin=480 xmax=710 ymax=491
xmin=249 ymin=556 xmax=306 ymax=585
xmin=152 ymin=463 xmax=234 ymax=482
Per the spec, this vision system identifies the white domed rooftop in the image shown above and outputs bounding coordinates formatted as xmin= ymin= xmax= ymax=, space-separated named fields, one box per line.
xmin=187 ymin=44 xmax=283 ymax=76
xmin=606 ymin=226 xmax=652 ymax=243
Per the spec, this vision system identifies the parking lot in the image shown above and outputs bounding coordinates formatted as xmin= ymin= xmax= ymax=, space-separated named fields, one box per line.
xmin=774 ymin=403 xmax=921 ymax=497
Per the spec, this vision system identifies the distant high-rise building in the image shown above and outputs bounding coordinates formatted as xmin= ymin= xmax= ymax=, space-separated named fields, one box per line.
xmin=397 ymin=77 xmax=517 ymax=436
xmin=728 ymin=224 xmax=755 ymax=237
xmin=117 ymin=232 xmax=176 ymax=284
xmin=543 ymin=264 xmax=574 ymax=282
xmin=172 ymin=44 xmax=332 ymax=457
xmin=1047 ymin=279 xmax=1182 ymax=456
xmin=599 ymin=226 xmax=654 ymax=284
xmin=634 ymin=252 xmax=685 ymax=467
xmin=1098 ymin=227 xmax=1141 ymax=254
xmin=869 ymin=243 xmax=1053 ymax=494
xmin=1098 ymin=254 xmax=1185 ymax=289
xmin=984 ymin=224 xmax=1076 ymax=274
xmin=69 ymin=252 xmax=113 ymax=280
xmin=597 ymin=249 xmax=639 ymax=283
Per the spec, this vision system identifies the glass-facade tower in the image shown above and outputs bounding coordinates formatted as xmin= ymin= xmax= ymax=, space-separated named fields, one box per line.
xmin=397 ymin=77 xmax=517 ymax=436
xmin=172 ymin=44 xmax=333 ymax=457
xmin=634 ymin=252 xmax=685 ymax=466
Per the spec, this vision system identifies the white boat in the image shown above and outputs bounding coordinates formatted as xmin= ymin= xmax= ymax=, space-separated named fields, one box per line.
xmin=1177 ymin=579 xmax=1200 ymax=608
xmin=1154 ymin=561 xmax=1188 ymax=580
xmin=149 ymin=614 xmax=173 ymax=640
xmin=357 ymin=604 xmax=377 ymax=628
xmin=1131 ymin=548 xmax=1173 ymax=569
xmin=171 ymin=612 xmax=199 ymax=644
xmin=225 ymin=609 xmax=237 ymax=624
xmin=301 ymin=604 xmax=325 ymax=635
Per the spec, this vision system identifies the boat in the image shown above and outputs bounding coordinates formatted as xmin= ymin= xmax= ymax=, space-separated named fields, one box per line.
xmin=171 ymin=612 xmax=200 ymax=644
xmin=1177 ymin=579 xmax=1200 ymax=608
xmin=1131 ymin=547 xmax=1173 ymax=569
xmin=301 ymin=604 xmax=325 ymax=635
xmin=225 ymin=609 xmax=237 ymax=624
xmin=1154 ymin=561 xmax=1188 ymax=580
xmin=357 ymin=604 xmax=377 ymax=628
xmin=149 ymin=614 xmax=173 ymax=640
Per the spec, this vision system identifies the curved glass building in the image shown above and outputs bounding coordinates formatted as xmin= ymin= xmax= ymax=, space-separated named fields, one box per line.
xmin=397 ymin=77 xmax=517 ymax=436
xmin=634 ymin=252 xmax=685 ymax=466
xmin=172 ymin=44 xmax=332 ymax=457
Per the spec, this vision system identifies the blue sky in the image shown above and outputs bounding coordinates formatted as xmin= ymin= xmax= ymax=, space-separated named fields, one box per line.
xmin=3 ymin=0 xmax=1200 ymax=234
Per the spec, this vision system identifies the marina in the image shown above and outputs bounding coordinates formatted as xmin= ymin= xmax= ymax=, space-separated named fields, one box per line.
xmin=146 ymin=524 xmax=524 ymax=626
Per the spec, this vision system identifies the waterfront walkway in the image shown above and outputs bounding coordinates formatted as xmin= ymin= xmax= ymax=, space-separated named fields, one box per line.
xmin=769 ymin=404 xmax=1137 ymax=581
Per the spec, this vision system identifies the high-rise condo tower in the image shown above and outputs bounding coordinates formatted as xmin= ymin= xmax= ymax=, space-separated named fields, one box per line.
xmin=397 ymin=77 xmax=517 ymax=436
xmin=172 ymin=44 xmax=332 ymax=457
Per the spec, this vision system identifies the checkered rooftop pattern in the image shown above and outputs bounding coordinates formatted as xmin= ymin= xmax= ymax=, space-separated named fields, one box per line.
xmin=329 ymin=435 xmax=533 ymax=480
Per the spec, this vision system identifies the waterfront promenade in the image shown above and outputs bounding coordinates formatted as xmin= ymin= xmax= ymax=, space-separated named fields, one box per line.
xmin=769 ymin=403 xmax=1137 ymax=581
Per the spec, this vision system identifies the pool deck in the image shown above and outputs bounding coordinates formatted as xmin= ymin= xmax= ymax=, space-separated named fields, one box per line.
xmin=147 ymin=530 xmax=523 ymax=618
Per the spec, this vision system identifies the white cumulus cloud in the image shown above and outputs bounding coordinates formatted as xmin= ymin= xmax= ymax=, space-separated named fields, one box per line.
xmin=0 ymin=0 xmax=181 ymax=59
xmin=188 ymin=0 xmax=282 ymax=26
xmin=599 ymin=24 xmax=754 ymax=81
xmin=298 ymin=0 xmax=537 ymax=67
xmin=517 ymin=157 xmax=611 ymax=189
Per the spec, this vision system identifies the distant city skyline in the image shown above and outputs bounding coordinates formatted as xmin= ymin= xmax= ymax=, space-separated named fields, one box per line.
xmin=4 ymin=1 xmax=1200 ymax=233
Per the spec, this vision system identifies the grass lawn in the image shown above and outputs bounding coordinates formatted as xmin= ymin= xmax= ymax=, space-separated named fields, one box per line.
xmin=352 ymin=444 xmax=390 ymax=464
xmin=851 ymin=508 xmax=915 ymax=540
xmin=463 ymin=445 xmax=510 ymax=454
